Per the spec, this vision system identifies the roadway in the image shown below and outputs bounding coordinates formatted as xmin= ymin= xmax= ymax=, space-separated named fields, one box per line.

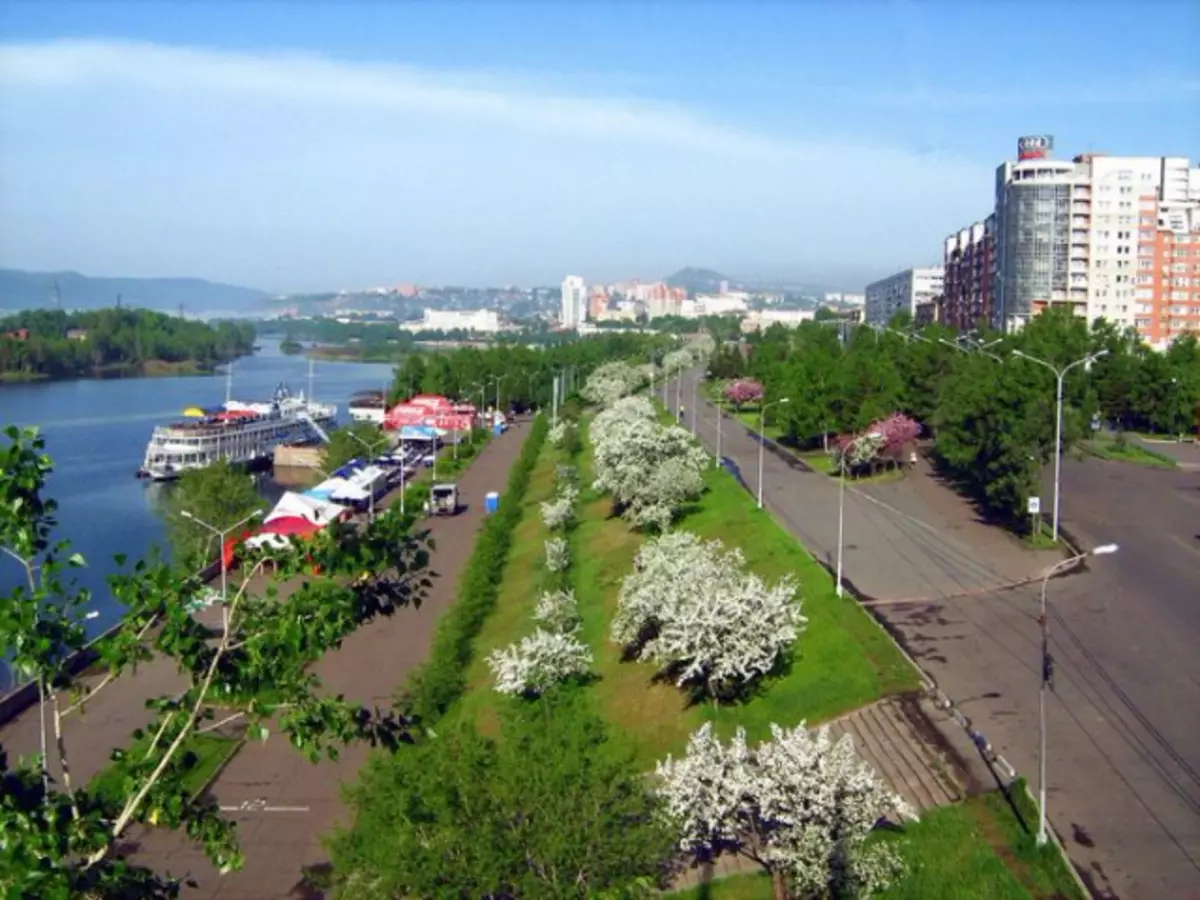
xmin=671 ymin=369 xmax=1200 ymax=900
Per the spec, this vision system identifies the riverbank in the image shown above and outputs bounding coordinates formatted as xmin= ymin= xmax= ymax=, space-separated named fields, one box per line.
xmin=0 ymin=357 xmax=238 ymax=385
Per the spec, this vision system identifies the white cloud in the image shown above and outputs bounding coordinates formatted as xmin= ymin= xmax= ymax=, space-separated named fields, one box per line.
xmin=0 ymin=39 xmax=994 ymax=289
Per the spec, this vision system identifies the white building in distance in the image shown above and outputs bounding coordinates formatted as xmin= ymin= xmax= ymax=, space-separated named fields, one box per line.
xmin=864 ymin=267 xmax=944 ymax=326
xmin=401 ymin=308 xmax=502 ymax=333
xmin=561 ymin=275 xmax=587 ymax=329
xmin=741 ymin=308 xmax=815 ymax=332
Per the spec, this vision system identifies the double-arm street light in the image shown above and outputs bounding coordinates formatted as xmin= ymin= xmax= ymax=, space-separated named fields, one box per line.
xmin=834 ymin=432 xmax=875 ymax=598
xmin=757 ymin=397 xmax=789 ymax=509
xmin=938 ymin=337 xmax=1004 ymax=363
xmin=180 ymin=508 xmax=263 ymax=628
xmin=347 ymin=432 xmax=389 ymax=522
xmin=1012 ymin=349 xmax=1108 ymax=542
xmin=1035 ymin=543 xmax=1119 ymax=846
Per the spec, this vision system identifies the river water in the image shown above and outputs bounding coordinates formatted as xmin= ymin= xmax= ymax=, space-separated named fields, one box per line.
xmin=0 ymin=339 xmax=395 ymax=687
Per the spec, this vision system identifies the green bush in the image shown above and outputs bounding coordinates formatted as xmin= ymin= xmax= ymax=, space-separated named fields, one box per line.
xmin=402 ymin=414 xmax=549 ymax=723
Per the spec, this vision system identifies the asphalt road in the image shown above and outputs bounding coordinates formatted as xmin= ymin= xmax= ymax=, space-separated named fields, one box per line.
xmin=671 ymin=369 xmax=1200 ymax=900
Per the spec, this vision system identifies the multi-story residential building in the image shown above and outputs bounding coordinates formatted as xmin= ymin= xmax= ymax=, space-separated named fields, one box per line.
xmin=991 ymin=136 xmax=1200 ymax=344
xmin=864 ymin=267 xmax=944 ymax=327
xmin=588 ymin=287 xmax=610 ymax=320
xmin=740 ymin=308 xmax=815 ymax=332
xmin=942 ymin=217 xmax=996 ymax=331
xmin=823 ymin=292 xmax=866 ymax=307
xmin=561 ymin=275 xmax=586 ymax=329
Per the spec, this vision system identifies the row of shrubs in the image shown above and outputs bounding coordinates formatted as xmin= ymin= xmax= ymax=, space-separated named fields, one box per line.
xmin=401 ymin=413 xmax=549 ymax=724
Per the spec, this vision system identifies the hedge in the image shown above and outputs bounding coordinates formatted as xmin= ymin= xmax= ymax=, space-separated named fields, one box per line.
xmin=401 ymin=413 xmax=550 ymax=723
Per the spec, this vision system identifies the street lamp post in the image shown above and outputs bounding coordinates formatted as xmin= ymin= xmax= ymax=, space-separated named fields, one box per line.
xmin=690 ymin=376 xmax=699 ymax=436
xmin=715 ymin=390 xmax=723 ymax=468
xmin=757 ymin=397 xmax=789 ymax=508
xmin=1035 ymin=543 xmax=1119 ymax=845
xmin=180 ymin=508 xmax=263 ymax=629
xmin=1013 ymin=349 xmax=1108 ymax=542
xmin=938 ymin=337 xmax=1004 ymax=363
xmin=835 ymin=432 xmax=879 ymax=598
xmin=348 ymin=432 xmax=388 ymax=522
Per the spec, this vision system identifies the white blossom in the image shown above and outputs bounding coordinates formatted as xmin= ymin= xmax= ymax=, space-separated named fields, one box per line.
xmin=691 ymin=333 xmax=717 ymax=363
xmin=540 ymin=483 xmax=579 ymax=531
xmin=612 ymin=531 xmax=805 ymax=696
xmin=589 ymin=394 xmax=658 ymax=447
xmin=655 ymin=722 xmax=913 ymax=897
xmin=581 ymin=361 xmax=647 ymax=406
xmin=544 ymin=536 xmax=570 ymax=572
xmin=548 ymin=420 xmax=576 ymax=448
xmin=533 ymin=588 xmax=581 ymax=633
xmin=662 ymin=348 xmax=694 ymax=375
xmin=591 ymin=418 xmax=708 ymax=532
xmin=488 ymin=627 xmax=593 ymax=696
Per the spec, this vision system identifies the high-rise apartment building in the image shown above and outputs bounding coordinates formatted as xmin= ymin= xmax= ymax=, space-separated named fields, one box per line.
xmin=864 ymin=266 xmax=944 ymax=327
xmin=561 ymin=275 xmax=586 ymax=329
xmin=990 ymin=136 xmax=1200 ymax=345
xmin=942 ymin=217 xmax=996 ymax=331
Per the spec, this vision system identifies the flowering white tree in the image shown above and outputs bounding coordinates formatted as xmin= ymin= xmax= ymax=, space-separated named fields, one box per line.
xmin=540 ymin=483 xmax=579 ymax=531
xmin=655 ymin=722 xmax=913 ymax=899
xmin=555 ymin=463 xmax=578 ymax=487
xmin=488 ymin=628 xmax=593 ymax=696
xmin=662 ymin=348 xmax=694 ymax=376
xmin=691 ymin=333 xmax=717 ymax=364
xmin=591 ymin=418 xmax=708 ymax=531
xmin=548 ymin=420 xmax=576 ymax=448
xmin=534 ymin=588 xmax=581 ymax=633
xmin=612 ymin=532 xmax=804 ymax=698
xmin=582 ymin=361 xmax=646 ymax=406
xmin=589 ymin=394 xmax=658 ymax=445
xmin=544 ymin=536 xmax=570 ymax=572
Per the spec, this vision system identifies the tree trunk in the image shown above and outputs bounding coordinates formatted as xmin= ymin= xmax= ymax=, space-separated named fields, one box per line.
xmin=770 ymin=868 xmax=788 ymax=900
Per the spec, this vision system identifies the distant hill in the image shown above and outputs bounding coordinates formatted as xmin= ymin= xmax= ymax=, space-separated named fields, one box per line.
xmin=664 ymin=267 xmax=743 ymax=294
xmin=0 ymin=269 xmax=269 ymax=313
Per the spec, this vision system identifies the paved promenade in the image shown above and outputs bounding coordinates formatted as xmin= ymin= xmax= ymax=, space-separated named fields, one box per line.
xmin=676 ymin=371 xmax=1200 ymax=900
xmin=1 ymin=425 xmax=530 ymax=899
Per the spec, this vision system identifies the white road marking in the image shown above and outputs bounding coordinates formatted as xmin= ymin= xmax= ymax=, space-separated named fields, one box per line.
xmin=219 ymin=798 xmax=310 ymax=813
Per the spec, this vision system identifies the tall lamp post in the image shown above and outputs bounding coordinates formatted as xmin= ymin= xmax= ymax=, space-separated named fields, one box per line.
xmin=835 ymin=433 xmax=874 ymax=598
xmin=490 ymin=375 xmax=507 ymax=428
xmin=757 ymin=397 xmax=789 ymax=508
xmin=715 ymin=388 xmax=724 ymax=468
xmin=690 ymin=375 xmax=699 ymax=436
xmin=1012 ymin=349 xmax=1108 ymax=542
xmin=348 ymin=432 xmax=388 ymax=522
xmin=938 ymin=337 xmax=1004 ymax=363
xmin=180 ymin=508 xmax=263 ymax=628
xmin=1035 ymin=543 xmax=1119 ymax=845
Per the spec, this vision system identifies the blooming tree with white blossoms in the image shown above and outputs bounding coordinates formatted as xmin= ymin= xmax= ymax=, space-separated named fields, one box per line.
xmin=655 ymin=722 xmax=913 ymax=900
xmin=548 ymin=420 xmax=576 ymax=448
xmin=662 ymin=348 xmax=694 ymax=376
xmin=540 ymin=483 xmax=579 ymax=531
xmin=487 ymin=627 xmax=593 ymax=697
xmin=591 ymin=418 xmax=708 ymax=532
xmin=555 ymin=463 xmax=578 ymax=487
xmin=588 ymin=394 xmax=658 ymax=445
xmin=691 ymin=333 xmax=717 ymax=364
xmin=533 ymin=588 xmax=582 ymax=633
xmin=544 ymin=536 xmax=570 ymax=572
xmin=581 ymin=361 xmax=646 ymax=407
xmin=612 ymin=532 xmax=805 ymax=698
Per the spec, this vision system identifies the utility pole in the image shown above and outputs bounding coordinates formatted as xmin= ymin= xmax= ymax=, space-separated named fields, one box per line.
xmin=51 ymin=280 xmax=61 ymax=310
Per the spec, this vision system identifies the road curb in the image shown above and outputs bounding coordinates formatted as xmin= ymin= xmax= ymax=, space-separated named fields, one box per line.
xmin=695 ymin=388 xmax=1094 ymax=900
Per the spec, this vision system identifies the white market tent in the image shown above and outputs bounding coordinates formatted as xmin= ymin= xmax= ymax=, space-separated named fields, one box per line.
xmin=266 ymin=491 xmax=347 ymax=527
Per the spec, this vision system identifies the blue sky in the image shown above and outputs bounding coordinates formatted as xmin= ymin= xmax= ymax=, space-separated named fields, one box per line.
xmin=1 ymin=0 xmax=1197 ymax=293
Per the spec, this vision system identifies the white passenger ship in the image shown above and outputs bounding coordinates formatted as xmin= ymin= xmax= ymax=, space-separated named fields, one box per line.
xmin=138 ymin=383 xmax=337 ymax=481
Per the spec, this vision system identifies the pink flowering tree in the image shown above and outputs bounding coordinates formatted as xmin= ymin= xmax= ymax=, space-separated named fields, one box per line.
xmin=723 ymin=378 xmax=764 ymax=411
xmin=830 ymin=413 xmax=920 ymax=475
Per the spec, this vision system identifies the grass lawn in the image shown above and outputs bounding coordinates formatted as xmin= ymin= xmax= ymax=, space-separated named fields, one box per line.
xmin=573 ymin=421 xmax=919 ymax=766
xmin=91 ymin=732 xmax=242 ymax=806
xmin=1083 ymin=437 xmax=1176 ymax=468
xmin=450 ymin=434 xmax=569 ymax=734
xmin=666 ymin=781 xmax=1083 ymax=900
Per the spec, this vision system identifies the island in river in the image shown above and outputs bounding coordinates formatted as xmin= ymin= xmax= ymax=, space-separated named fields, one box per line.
xmin=0 ymin=307 xmax=255 ymax=383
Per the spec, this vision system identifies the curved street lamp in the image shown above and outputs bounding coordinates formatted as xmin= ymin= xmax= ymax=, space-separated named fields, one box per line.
xmin=757 ymin=397 xmax=789 ymax=509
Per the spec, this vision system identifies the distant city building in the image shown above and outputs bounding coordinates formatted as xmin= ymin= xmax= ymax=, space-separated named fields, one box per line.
xmin=941 ymin=219 xmax=996 ymax=331
xmin=588 ymin=287 xmax=610 ymax=320
xmin=989 ymin=137 xmax=1200 ymax=345
xmin=741 ymin=308 xmax=815 ymax=332
xmin=864 ymin=267 xmax=944 ymax=326
xmin=561 ymin=275 xmax=587 ymax=329
xmin=690 ymin=294 xmax=749 ymax=316
xmin=401 ymin=308 xmax=501 ymax=333
xmin=823 ymin=292 xmax=865 ymax=307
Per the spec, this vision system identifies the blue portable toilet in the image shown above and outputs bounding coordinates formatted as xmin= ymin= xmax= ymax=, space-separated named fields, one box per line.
xmin=493 ymin=420 xmax=503 ymax=436
xmin=485 ymin=492 xmax=500 ymax=515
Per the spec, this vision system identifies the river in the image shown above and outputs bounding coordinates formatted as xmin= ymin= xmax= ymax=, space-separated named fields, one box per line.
xmin=0 ymin=339 xmax=395 ymax=688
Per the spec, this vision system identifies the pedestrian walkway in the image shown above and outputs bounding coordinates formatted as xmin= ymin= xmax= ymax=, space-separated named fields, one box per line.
xmin=126 ymin=424 xmax=530 ymax=899
xmin=670 ymin=696 xmax=965 ymax=891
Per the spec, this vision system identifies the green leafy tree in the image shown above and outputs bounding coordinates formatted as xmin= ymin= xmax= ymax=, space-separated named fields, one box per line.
xmin=328 ymin=689 xmax=672 ymax=898
xmin=0 ymin=426 xmax=432 ymax=897
xmin=162 ymin=460 xmax=267 ymax=571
